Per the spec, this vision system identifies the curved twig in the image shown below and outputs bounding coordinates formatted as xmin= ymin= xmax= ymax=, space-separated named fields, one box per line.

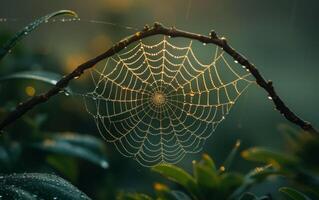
xmin=0 ymin=22 xmax=317 ymax=134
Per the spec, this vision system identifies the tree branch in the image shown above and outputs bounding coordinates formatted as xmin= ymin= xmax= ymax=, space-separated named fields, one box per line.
xmin=0 ymin=22 xmax=317 ymax=134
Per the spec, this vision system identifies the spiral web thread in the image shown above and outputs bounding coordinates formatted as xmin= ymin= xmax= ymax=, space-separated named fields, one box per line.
xmin=83 ymin=36 xmax=254 ymax=166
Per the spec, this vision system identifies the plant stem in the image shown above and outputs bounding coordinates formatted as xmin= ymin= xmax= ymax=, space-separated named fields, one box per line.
xmin=0 ymin=22 xmax=317 ymax=134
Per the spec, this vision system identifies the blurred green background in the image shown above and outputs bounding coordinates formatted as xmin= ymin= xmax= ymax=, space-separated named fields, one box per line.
xmin=0 ymin=0 xmax=318 ymax=199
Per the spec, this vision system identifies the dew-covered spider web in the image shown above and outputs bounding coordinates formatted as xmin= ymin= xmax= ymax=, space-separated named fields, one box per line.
xmin=82 ymin=36 xmax=254 ymax=166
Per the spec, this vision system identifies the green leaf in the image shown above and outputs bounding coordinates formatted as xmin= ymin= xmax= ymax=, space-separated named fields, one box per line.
xmin=0 ymin=185 xmax=36 ymax=200
xmin=46 ymin=155 xmax=79 ymax=182
xmin=239 ymin=192 xmax=259 ymax=200
xmin=241 ymin=147 xmax=298 ymax=166
xmin=170 ymin=190 xmax=192 ymax=200
xmin=239 ymin=192 xmax=271 ymax=200
xmin=222 ymin=140 xmax=241 ymax=171
xmin=117 ymin=192 xmax=153 ymax=200
xmin=220 ymin=172 xmax=243 ymax=194
xmin=200 ymin=153 xmax=217 ymax=171
xmin=152 ymin=164 xmax=199 ymax=197
xmin=154 ymin=183 xmax=191 ymax=200
xmin=0 ymin=141 xmax=22 ymax=170
xmin=193 ymin=161 xmax=219 ymax=189
xmin=0 ymin=70 xmax=72 ymax=93
xmin=0 ymin=173 xmax=90 ymax=199
xmin=279 ymin=187 xmax=312 ymax=200
xmin=230 ymin=165 xmax=275 ymax=199
xmin=0 ymin=10 xmax=78 ymax=60
xmin=31 ymin=133 xmax=108 ymax=169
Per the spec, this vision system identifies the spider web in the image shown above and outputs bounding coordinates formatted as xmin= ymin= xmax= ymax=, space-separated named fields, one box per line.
xmin=82 ymin=36 xmax=254 ymax=166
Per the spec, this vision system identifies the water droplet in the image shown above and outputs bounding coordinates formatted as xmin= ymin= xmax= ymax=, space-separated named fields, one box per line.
xmin=268 ymin=96 xmax=272 ymax=100
xmin=203 ymin=43 xmax=207 ymax=46
xmin=222 ymin=116 xmax=225 ymax=120
xmin=241 ymin=65 xmax=246 ymax=69
xmin=101 ymin=161 xmax=109 ymax=168
xmin=53 ymin=197 xmax=58 ymax=200
xmin=74 ymin=76 xmax=80 ymax=80
xmin=234 ymin=60 xmax=238 ymax=64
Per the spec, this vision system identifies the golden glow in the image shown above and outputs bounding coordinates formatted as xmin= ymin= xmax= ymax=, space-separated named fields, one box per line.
xmin=43 ymin=139 xmax=55 ymax=147
xmin=25 ymin=86 xmax=36 ymax=97
xmin=90 ymin=35 xmax=112 ymax=55
xmin=65 ymin=54 xmax=88 ymax=74
xmin=154 ymin=183 xmax=168 ymax=191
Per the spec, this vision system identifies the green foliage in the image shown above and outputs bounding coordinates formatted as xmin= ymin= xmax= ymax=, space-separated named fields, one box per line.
xmin=121 ymin=141 xmax=274 ymax=200
xmin=152 ymin=164 xmax=199 ymax=198
xmin=31 ymin=132 xmax=108 ymax=169
xmin=119 ymin=131 xmax=319 ymax=200
xmin=0 ymin=8 xmax=318 ymax=200
xmin=241 ymin=147 xmax=298 ymax=167
xmin=279 ymin=187 xmax=311 ymax=200
xmin=0 ymin=173 xmax=90 ymax=199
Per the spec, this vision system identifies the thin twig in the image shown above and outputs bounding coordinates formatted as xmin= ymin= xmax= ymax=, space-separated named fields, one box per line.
xmin=0 ymin=22 xmax=317 ymax=134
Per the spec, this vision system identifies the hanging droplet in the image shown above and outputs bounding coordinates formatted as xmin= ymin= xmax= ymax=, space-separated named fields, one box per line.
xmin=234 ymin=60 xmax=238 ymax=64
xmin=190 ymin=92 xmax=195 ymax=97
xmin=64 ymin=91 xmax=70 ymax=96
xmin=203 ymin=43 xmax=207 ymax=46
xmin=268 ymin=96 xmax=272 ymax=100
xmin=100 ymin=160 xmax=109 ymax=169
xmin=74 ymin=76 xmax=80 ymax=80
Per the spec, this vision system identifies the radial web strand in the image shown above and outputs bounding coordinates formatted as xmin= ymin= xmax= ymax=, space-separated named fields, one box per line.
xmin=82 ymin=36 xmax=254 ymax=166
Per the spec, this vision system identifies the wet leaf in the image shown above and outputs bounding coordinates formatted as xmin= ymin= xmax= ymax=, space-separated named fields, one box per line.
xmin=193 ymin=161 xmax=219 ymax=189
xmin=241 ymin=147 xmax=298 ymax=166
xmin=0 ymin=173 xmax=90 ymax=199
xmin=169 ymin=190 xmax=192 ymax=200
xmin=32 ymin=133 xmax=108 ymax=169
xmin=239 ymin=192 xmax=269 ymax=200
xmin=222 ymin=140 xmax=241 ymax=171
xmin=0 ymin=10 xmax=78 ymax=60
xmin=117 ymin=192 xmax=153 ymax=200
xmin=152 ymin=164 xmax=198 ymax=197
xmin=200 ymin=153 xmax=217 ymax=171
xmin=220 ymin=172 xmax=243 ymax=194
xmin=0 ymin=70 xmax=72 ymax=92
xmin=279 ymin=187 xmax=312 ymax=200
